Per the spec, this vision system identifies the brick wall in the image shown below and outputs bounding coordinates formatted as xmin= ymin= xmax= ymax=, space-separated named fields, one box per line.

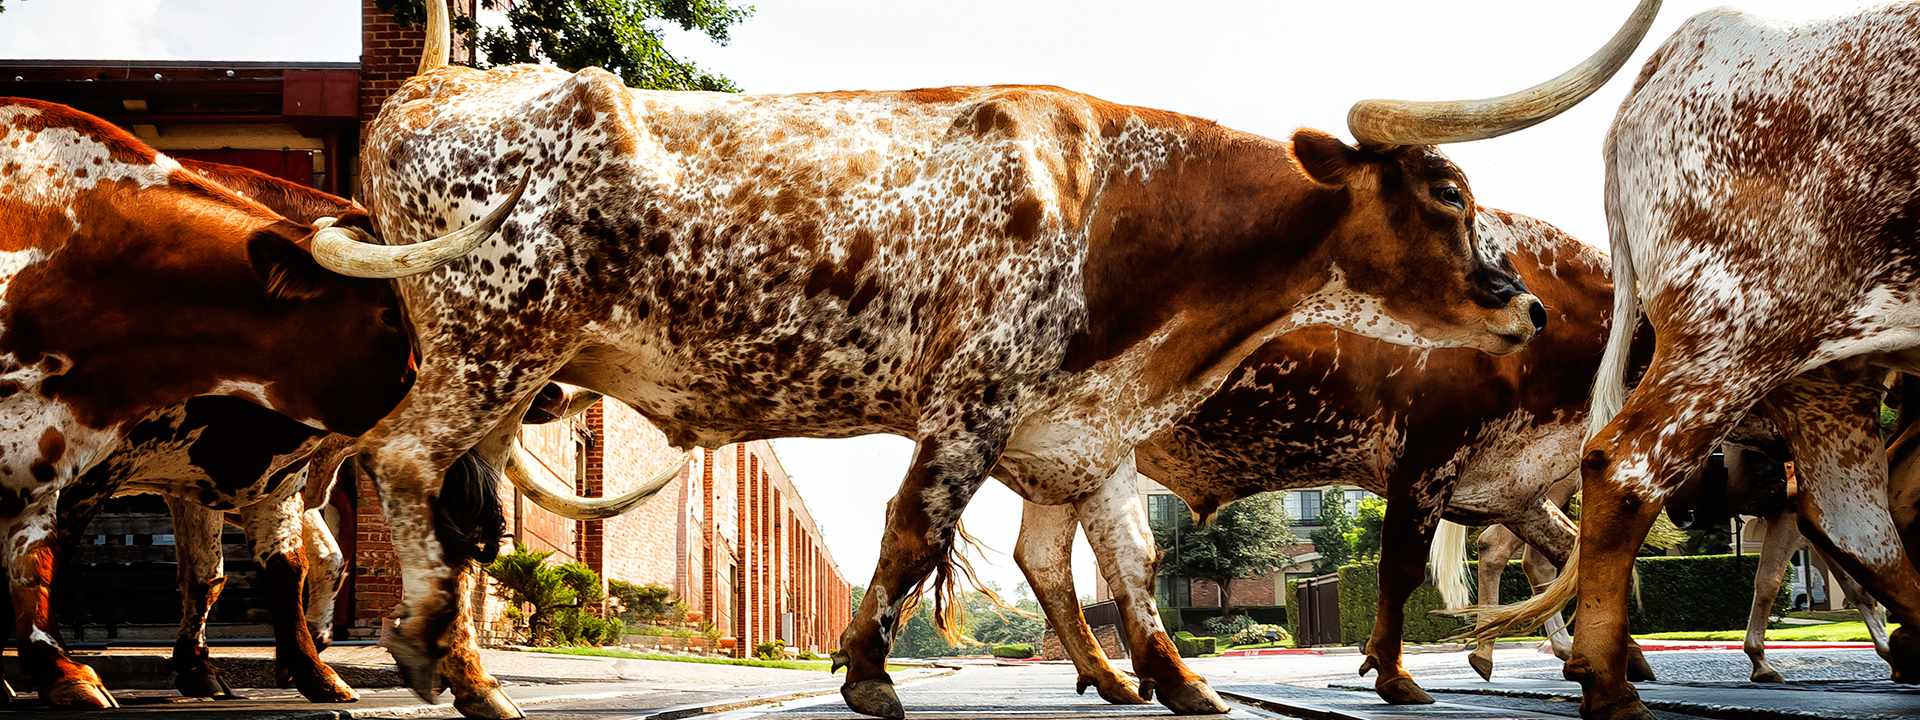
xmin=358 ymin=0 xmax=475 ymax=127
xmin=1187 ymin=576 xmax=1280 ymax=609
xmin=589 ymin=400 xmax=688 ymax=587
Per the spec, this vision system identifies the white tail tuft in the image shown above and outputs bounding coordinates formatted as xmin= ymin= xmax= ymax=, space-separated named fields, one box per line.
xmin=1430 ymin=520 xmax=1471 ymax=610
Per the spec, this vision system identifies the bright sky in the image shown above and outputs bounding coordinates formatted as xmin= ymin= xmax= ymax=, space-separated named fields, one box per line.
xmin=0 ymin=0 xmax=1877 ymax=598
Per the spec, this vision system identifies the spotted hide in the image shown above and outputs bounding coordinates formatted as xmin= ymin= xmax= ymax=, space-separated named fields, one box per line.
xmin=1017 ymin=208 xmax=1632 ymax=707
xmin=0 ymin=98 xmax=492 ymax=709
xmin=1463 ymin=7 xmax=1920 ymax=720
xmin=343 ymin=2 xmax=1677 ymax=716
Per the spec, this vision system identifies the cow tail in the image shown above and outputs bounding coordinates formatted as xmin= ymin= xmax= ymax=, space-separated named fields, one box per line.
xmin=1588 ymin=220 xmax=1640 ymax=441
xmin=420 ymin=0 xmax=452 ymax=75
xmin=1428 ymin=520 xmax=1471 ymax=610
xmin=924 ymin=521 xmax=1032 ymax=645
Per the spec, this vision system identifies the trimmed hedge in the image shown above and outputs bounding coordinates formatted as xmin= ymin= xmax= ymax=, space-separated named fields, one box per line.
xmin=990 ymin=643 xmax=1034 ymax=659
xmin=1171 ymin=631 xmax=1217 ymax=657
xmin=1332 ymin=554 xmax=1787 ymax=645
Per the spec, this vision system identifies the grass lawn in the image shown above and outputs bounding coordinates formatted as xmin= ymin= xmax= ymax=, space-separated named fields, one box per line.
xmin=525 ymin=646 xmax=911 ymax=672
xmin=1220 ymin=641 xmax=1292 ymax=651
xmin=1635 ymin=621 xmax=1896 ymax=643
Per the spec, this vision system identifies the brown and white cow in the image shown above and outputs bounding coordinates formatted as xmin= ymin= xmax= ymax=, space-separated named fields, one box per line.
xmin=0 ymin=97 xmax=509 ymax=708
xmin=1466 ymin=6 xmax=1920 ymax=719
xmin=1015 ymin=207 xmax=1645 ymax=707
xmin=335 ymin=1 xmax=1655 ymax=716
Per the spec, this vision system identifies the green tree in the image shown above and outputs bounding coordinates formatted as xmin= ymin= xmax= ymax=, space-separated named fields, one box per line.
xmin=1153 ymin=492 xmax=1294 ymax=619
xmin=1349 ymin=496 xmax=1386 ymax=561
xmin=376 ymin=0 xmax=749 ymax=91
xmin=970 ymin=597 xmax=1045 ymax=646
xmin=1309 ymin=491 xmax=1355 ymax=573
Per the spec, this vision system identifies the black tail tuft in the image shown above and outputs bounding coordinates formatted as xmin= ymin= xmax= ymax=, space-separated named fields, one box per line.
xmin=434 ymin=451 xmax=506 ymax=566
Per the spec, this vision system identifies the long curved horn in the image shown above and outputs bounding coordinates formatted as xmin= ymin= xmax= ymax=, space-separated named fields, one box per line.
xmin=310 ymin=171 xmax=527 ymax=279
xmin=421 ymin=0 xmax=451 ymax=75
xmin=1347 ymin=0 xmax=1662 ymax=147
xmin=506 ymin=440 xmax=688 ymax=520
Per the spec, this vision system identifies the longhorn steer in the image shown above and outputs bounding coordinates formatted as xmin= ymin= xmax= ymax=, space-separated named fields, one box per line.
xmin=0 ymin=97 xmax=506 ymax=708
xmin=1017 ymin=207 xmax=1637 ymax=706
xmin=1466 ymin=6 xmax=1920 ymax=719
xmin=344 ymin=1 xmax=1656 ymax=716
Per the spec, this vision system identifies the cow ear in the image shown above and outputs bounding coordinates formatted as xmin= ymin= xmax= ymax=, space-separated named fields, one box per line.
xmin=246 ymin=223 xmax=334 ymax=302
xmin=1290 ymin=129 xmax=1360 ymax=186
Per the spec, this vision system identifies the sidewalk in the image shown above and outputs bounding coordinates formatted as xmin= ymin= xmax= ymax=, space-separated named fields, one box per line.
xmin=0 ymin=646 xmax=955 ymax=719
xmin=1217 ymin=638 xmax=1878 ymax=658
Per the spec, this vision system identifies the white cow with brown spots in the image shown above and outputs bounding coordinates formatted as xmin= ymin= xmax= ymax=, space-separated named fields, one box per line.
xmin=1466 ymin=5 xmax=1920 ymax=719
xmin=336 ymin=1 xmax=1656 ymax=717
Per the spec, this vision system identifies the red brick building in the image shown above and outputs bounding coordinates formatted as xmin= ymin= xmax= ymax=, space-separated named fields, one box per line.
xmin=8 ymin=1 xmax=853 ymax=657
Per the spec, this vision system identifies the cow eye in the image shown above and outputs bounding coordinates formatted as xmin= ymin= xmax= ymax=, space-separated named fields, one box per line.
xmin=1432 ymin=185 xmax=1465 ymax=209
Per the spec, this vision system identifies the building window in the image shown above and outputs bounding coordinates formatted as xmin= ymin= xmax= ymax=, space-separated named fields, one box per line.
xmin=1345 ymin=489 xmax=1367 ymax=507
xmin=1296 ymin=490 xmax=1322 ymax=523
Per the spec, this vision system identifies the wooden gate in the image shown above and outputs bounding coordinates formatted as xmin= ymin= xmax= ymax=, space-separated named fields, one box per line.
xmin=1293 ymin=573 xmax=1341 ymax=647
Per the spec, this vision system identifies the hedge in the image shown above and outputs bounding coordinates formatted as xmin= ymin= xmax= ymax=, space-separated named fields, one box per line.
xmin=1171 ymin=630 xmax=1216 ymax=657
xmin=1161 ymin=606 xmax=1287 ymax=633
xmin=1331 ymin=554 xmax=1787 ymax=645
xmin=990 ymin=643 xmax=1034 ymax=659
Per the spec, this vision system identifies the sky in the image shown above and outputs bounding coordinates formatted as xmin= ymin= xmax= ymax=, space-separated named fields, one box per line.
xmin=0 ymin=0 xmax=1879 ymax=598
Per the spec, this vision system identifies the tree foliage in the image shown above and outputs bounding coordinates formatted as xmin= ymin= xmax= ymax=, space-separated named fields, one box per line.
xmin=485 ymin=548 xmax=610 ymax=645
xmin=1309 ymin=491 xmax=1355 ymax=574
xmin=1154 ymin=492 xmax=1295 ymax=617
xmin=376 ymin=0 xmax=750 ymax=91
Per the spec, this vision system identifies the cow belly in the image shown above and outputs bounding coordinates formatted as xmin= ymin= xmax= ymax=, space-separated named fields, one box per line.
xmin=1444 ymin=417 xmax=1583 ymax=519
xmin=85 ymin=397 xmax=323 ymax=511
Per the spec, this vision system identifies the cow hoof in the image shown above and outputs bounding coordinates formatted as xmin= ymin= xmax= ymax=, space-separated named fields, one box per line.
xmin=1154 ymin=679 xmax=1228 ymax=715
xmin=830 ymin=650 xmax=850 ymax=674
xmin=1750 ymin=669 xmax=1785 ymax=684
xmin=1625 ymin=647 xmax=1657 ymax=682
xmin=1468 ymin=652 xmax=1494 ymax=682
xmin=1581 ymin=696 xmax=1655 ymax=720
xmin=1889 ymin=627 xmax=1920 ymax=684
xmin=175 ymin=667 xmax=237 ymax=699
xmin=294 ymin=668 xmax=359 ymax=703
xmin=842 ymin=679 xmax=905 ymax=719
xmin=44 ymin=677 xmax=117 ymax=709
xmin=1377 ymin=676 xmax=1434 ymax=705
xmin=455 ymin=687 xmax=526 ymax=719
xmin=1077 ymin=673 xmax=1147 ymax=705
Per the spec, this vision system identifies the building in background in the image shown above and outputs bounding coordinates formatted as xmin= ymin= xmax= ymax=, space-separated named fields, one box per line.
xmin=11 ymin=0 xmax=851 ymax=658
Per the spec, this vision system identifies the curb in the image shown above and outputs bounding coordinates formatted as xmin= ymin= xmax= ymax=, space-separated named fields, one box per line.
xmin=1214 ymin=689 xmax=1359 ymax=720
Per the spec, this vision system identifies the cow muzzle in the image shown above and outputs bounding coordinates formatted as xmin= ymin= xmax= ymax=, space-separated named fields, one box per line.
xmin=1480 ymin=293 xmax=1547 ymax=354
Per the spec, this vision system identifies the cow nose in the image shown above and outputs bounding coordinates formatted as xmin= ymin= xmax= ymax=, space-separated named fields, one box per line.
xmin=1527 ymin=298 xmax=1548 ymax=332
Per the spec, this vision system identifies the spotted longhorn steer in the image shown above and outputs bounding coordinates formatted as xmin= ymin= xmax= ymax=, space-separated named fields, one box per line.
xmin=1465 ymin=6 xmax=1920 ymax=719
xmin=1016 ymin=207 xmax=1647 ymax=707
xmin=338 ymin=2 xmax=1661 ymax=716
xmin=0 ymin=97 xmax=510 ymax=708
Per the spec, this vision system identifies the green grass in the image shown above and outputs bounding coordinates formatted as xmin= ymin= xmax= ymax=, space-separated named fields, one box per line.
xmin=523 ymin=646 xmax=911 ymax=672
xmin=1220 ymin=641 xmax=1293 ymax=651
xmin=1786 ymin=609 xmax=1860 ymax=623
xmin=1635 ymin=621 xmax=1896 ymax=643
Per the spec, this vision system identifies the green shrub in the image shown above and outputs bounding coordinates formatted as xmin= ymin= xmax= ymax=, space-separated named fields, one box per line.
xmin=610 ymin=580 xmax=686 ymax=625
xmin=1226 ymin=623 xmax=1291 ymax=647
xmin=1201 ymin=614 xmax=1255 ymax=639
xmin=990 ymin=643 xmax=1034 ymax=659
xmin=753 ymin=639 xmax=786 ymax=660
xmin=1332 ymin=554 xmax=1788 ymax=645
xmin=1171 ymin=631 xmax=1216 ymax=657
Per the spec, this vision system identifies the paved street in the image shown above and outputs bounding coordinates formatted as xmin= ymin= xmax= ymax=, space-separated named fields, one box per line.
xmin=0 ymin=646 xmax=1912 ymax=719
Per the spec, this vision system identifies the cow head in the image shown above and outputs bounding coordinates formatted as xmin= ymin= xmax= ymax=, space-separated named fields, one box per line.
xmin=239 ymin=176 xmax=526 ymax=436
xmin=1291 ymin=131 xmax=1544 ymax=353
xmin=1296 ymin=0 xmax=1663 ymax=354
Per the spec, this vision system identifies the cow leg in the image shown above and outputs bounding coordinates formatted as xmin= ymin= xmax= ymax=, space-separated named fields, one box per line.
xmin=165 ymin=496 xmax=235 ymax=699
xmin=1013 ymin=499 xmax=1143 ymax=705
xmin=1821 ymin=549 xmax=1895 ymax=662
xmin=836 ymin=426 xmax=1010 ymax=719
xmin=1743 ymin=512 xmax=1802 ymax=683
xmin=1764 ymin=373 xmax=1920 ymax=684
xmin=238 ymin=491 xmax=356 ymax=703
xmin=442 ymin=566 xmax=522 ymax=719
xmin=1569 ymin=362 xmax=1782 ymax=720
xmin=3 ymin=498 xmax=114 ymax=708
xmin=358 ymin=373 xmax=549 ymax=713
xmin=1469 ymin=524 xmax=1526 ymax=681
xmin=1357 ymin=488 xmax=1443 ymax=705
xmin=300 ymin=507 xmax=343 ymax=651
xmin=1521 ymin=547 xmax=1574 ymax=662
xmin=1072 ymin=453 xmax=1224 ymax=714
